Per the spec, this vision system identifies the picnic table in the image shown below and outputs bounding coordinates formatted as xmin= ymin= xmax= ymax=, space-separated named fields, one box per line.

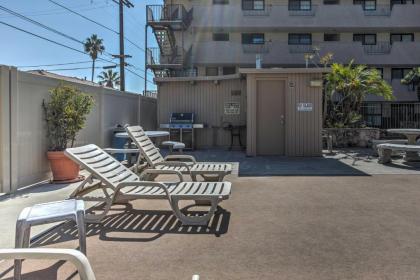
xmin=387 ymin=129 xmax=420 ymax=161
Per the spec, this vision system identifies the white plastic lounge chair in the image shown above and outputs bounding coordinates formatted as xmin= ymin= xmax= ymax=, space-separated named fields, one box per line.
xmin=0 ymin=248 xmax=95 ymax=280
xmin=126 ymin=126 xmax=232 ymax=182
xmin=65 ymin=144 xmax=231 ymax=225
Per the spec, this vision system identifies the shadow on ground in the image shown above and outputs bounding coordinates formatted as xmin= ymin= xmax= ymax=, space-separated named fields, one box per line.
xmin=180 ymin=149 xmax=369 ymax=176
xmin=31 ymin=203 xmax=230 ymax=247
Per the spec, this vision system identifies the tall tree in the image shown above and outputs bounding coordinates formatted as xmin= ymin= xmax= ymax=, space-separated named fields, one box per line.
xmin=83 ymin=34 xmax=105 ymax=82
xmin=98 ymin=69 xmax=120 ymax=89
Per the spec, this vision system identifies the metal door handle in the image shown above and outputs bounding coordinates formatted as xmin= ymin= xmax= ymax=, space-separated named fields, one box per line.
xmin=280 ymin=115 xmax=285 ymax=125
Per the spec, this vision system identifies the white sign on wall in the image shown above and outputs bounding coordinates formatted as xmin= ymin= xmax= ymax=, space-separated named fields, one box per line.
xmin=297 ymin=103 xmax=313 ymax=112
xmin=224 ymin=102 xmax=240 ymax=115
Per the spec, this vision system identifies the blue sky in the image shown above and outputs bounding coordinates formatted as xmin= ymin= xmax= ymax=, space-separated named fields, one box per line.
xmin=0 ymin=0 xmax=161 ymax=93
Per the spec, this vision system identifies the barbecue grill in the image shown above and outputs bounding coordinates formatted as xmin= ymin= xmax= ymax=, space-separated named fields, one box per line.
xmin=160 ymin=113 xmax=203 ymax=150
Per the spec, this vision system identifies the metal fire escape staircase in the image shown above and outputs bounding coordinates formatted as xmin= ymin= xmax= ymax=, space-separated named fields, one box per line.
xmin=146 ymin=5 xmax=193 ymax=78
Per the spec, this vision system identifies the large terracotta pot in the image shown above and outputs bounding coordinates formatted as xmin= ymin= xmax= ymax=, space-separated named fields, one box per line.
xmin=47 ymin=151 xmax=80 ymax=182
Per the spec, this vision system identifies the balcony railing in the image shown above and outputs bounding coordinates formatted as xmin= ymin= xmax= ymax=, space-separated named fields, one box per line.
xmin=146 ymin=47 xmax=186 ymax=69
xmin=146 ymin=4 xmax=192 ymax=28
xmin=192 ymin=41 xmax=420 ymax=66
xmin=363 ymin=4 xmax=391 ymax=16
xmin=363 ymin=42 xmax=392 ymax=54
xmin=242 ymin=44 xmax=270 ymax=54
xmin=288 ymin=5 xmax=317 ymax=16
xmin=242 ymin=5 xmax=272 ymax=16
xmin=288 ymin=44 xmax=316 ymax=54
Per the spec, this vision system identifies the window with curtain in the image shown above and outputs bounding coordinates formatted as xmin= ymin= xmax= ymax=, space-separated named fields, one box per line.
xmin=353 ymin=34 xmax=376 ymax=45
xmin=242 ymin=0 xmax=265 ymax=10
xmin=242 ymin=33 xmax=265 ymax=44
xmin=289 ymin=0 xmax=312 ymax=10
xmin=288 ymin=33 xmax=312 ymax=45
xmin=390 ymin=33 xmax=414 ymax=44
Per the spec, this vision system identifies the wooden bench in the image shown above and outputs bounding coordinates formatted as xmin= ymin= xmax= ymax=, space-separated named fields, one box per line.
xmin=371 ymin=139 xmax=408 ymax=156
xmin=161 ymin=141 xmax=185 ymax=154
xmin=377 ymin=143 xmax=420 ymax=163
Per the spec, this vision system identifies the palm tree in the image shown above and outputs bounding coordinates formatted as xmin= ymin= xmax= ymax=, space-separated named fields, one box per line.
xmin=325 ymin=62 xmax=393 ymax=128
xmin=83 ymin=34 xmax=105 ymax=82
xmin=401 ymin=67 xmax=420 ymax=100
xmin=98 ymin=69 xmax=120 ymax=88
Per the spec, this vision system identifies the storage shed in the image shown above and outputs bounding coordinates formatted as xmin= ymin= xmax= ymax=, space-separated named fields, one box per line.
xmin=240 ymin=68 xmax=326 ymax=157
xmin=156 ymin=68 xmax=326 ymax=157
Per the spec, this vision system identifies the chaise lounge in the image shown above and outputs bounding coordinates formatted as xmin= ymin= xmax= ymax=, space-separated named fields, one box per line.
xmin=65 ymin=144 xmax=231 ymax=225
xmin=126 ymin=126 xmax=232 ymax=182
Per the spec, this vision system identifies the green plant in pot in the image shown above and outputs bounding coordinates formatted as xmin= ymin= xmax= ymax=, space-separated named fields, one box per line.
xmin=43 ymin=84 xmax=95 ymax=182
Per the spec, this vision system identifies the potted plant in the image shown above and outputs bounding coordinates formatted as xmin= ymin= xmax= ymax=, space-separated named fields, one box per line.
xmin=43 ymin=84 xmax=95 ymax=182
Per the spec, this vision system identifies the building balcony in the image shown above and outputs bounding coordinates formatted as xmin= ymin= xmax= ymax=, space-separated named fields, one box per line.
xmin=146 ymin=47 xmax=187 ymax=70
xmin=191 ymin=3 xmax=420 ymax=30
xmin=191 ymin=41 xmax=420 ymax=66
xmin=146 ymin=4 xmax=193 ymax=30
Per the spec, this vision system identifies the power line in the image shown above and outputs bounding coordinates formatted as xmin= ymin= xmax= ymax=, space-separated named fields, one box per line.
xmin=48 ymin=0 xmax=146 ymax=52
xmin=47 ymin=0 xmax=119 ymax=35
xmin=0 ymin=5 xmax=117 ymax=59
xmin=0 ymin=5 xmax=84 ymax=44
xmin=126 ymin=67 xmax=155 ymax=86
xmin=0 ymin=20 xmax=153 ymax=86
xmin=32 ymin=66 xmax=104 ymax=71
xmin=17 ymin=60 xmax=92 ymax=68
xmin=0 ymin=4 xmax=112 ymax=18
xmin=0 ymin=21 xmax=116 ymax=66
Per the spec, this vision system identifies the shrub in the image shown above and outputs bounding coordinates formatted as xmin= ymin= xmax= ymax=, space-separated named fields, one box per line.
xmin=42 ymin=84 xmax=95 ymax=151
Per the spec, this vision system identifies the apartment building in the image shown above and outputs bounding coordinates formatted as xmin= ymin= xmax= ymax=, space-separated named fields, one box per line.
xmin=145 ymin=0 xmax=420 ymax=126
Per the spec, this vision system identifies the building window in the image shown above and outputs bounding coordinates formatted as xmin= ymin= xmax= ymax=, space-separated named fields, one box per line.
xmin=324 ymin=33 xmax=340 ymax=42
xmin=353 ymin=34 xmax=376 ymax=45
xmin=323 ymin=0 xmax=340 ymax=4
xmin=391 ymin=0 xmax=414 ymax=5
xmin=206 ymin=67 xmax=219 ymax=76
xmin=213 ymin=0 xmax=229 ymax=4
xmin=242 ymin=33 xmax=265 ymax=44
xmin=288 ymin=33 xmax=312 ymax=45
xmin=391 ymin=68 xmax=412 ymax=80
xmin=390 ymin=33 xmax=414 ymax=44
xmin=213 ymin=33 xmax=230 ymax=41
xmin=289 ymin=0 xmax=311 ymax=10
xmin=242 ymin=0 xmax=265 ymax=10
xmin=354 ymin=0 xmax=376 ymax=10
xmin=223 ymin=67 xmax=236 ymax=75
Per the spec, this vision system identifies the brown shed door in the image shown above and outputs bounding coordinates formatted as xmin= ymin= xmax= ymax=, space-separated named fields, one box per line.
xmin=256 ymin=80 xmax=286 ymax=155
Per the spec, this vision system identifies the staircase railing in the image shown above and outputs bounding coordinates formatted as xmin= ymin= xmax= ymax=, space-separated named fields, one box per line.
xmin=146 ymin=4 xmax=190 ymax=24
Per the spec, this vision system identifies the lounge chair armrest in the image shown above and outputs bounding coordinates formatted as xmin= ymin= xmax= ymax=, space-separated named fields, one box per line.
xmin=140 ymin=169 xmax=183 ymax=182
xmin=115 ymin=181 xmax=170 ymax=197
xmin=154 ymin=161 xmax=191 ymax=172
xmin=164 ymin=155 xmax=197 ymax=163
xmin=0 ymin=248 xmax=96 ymax=280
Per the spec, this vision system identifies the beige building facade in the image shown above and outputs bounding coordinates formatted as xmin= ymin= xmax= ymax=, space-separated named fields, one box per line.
xmin=145 ymin=0 xmax=420 ymax=104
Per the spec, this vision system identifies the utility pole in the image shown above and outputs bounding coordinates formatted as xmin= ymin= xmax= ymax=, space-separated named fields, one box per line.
xmin=119 ymin=0 xmax=125 ymax=91
xmin=113 ymin=0 xmax=133 ymax=92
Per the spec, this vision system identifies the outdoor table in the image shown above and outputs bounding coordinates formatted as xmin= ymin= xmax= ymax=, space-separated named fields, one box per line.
xmin=387 ymin=129 xmax=420 ymax=161
xmin=114 ymin=131 xmax=170 ymax=165
xmin=114 ymin=130 xmax=169 ymax=139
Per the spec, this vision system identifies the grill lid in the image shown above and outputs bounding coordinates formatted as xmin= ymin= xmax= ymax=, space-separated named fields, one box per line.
xmin=170 ymin=113 xmax=194 ymax=123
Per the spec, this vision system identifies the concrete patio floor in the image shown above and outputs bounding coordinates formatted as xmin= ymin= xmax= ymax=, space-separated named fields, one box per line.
xmin=2 ymin=150 xmax=420 ymax=279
